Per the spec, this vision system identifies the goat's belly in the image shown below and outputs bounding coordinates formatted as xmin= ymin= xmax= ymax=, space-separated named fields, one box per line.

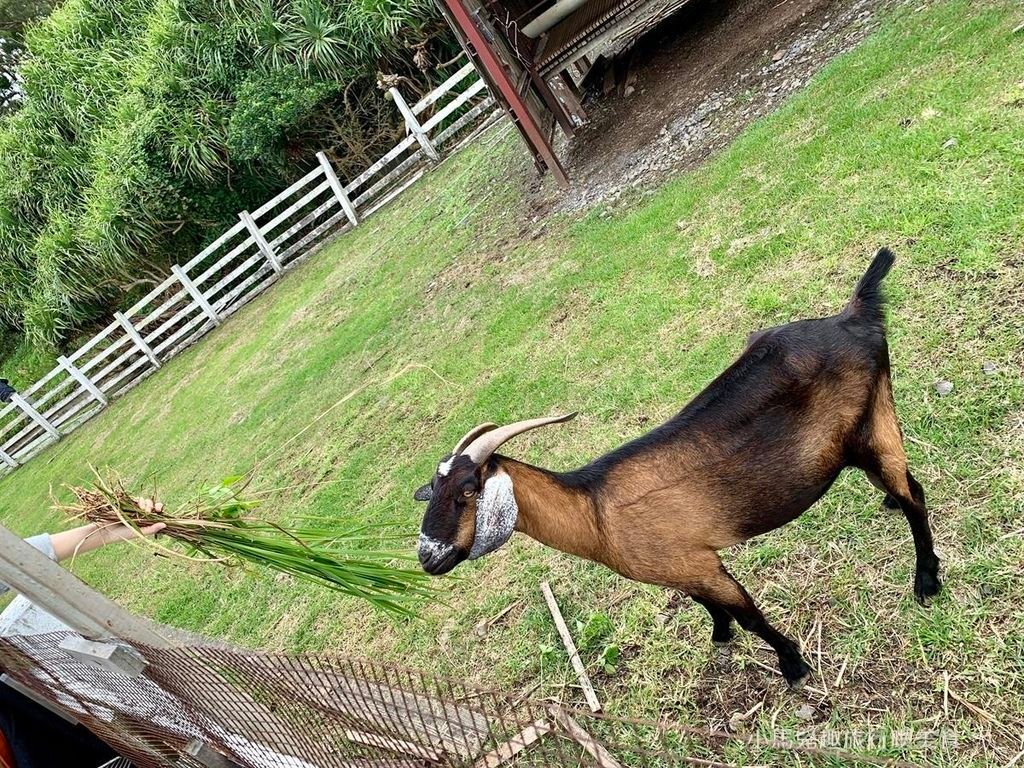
xmin=728 ymin=474 xmax=841 ymax=540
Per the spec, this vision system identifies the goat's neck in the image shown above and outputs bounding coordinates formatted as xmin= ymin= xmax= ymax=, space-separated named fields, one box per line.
xmin=497 ymin=457 xmax=603 ymax=562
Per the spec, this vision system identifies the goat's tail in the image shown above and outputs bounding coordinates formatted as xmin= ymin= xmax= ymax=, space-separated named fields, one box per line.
xmin=843 ymin=247 xmax=895 ymax=327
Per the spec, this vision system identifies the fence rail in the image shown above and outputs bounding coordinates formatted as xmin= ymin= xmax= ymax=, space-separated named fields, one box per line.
xmin=0 ymin=59 xmax=500 ymax=477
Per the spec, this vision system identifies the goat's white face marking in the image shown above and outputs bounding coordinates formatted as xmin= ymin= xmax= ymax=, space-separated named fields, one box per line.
xmin=468 ymin=470 xmax=517 ymax=560
xmin=418 ymin=533 xmax=453 ymax=561
xmin=437 ymin=456 xmax=455 ymax=477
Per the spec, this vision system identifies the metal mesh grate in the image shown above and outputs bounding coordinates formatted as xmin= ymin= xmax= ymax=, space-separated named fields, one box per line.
xmin=0 ymin=631 xmax=925 ymax=767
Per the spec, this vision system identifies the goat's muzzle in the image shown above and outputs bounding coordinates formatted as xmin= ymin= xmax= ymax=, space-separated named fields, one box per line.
xmin=417 ymin=534 xmax=462 ymax=576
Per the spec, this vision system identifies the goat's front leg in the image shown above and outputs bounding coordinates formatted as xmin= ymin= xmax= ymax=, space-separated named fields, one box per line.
xmin=686 ymin=560 xmax=810 ymax=689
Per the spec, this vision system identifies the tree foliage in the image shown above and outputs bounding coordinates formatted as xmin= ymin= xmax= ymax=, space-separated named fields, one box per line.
xmin=0 ymin=0 xmax=451 ymax=349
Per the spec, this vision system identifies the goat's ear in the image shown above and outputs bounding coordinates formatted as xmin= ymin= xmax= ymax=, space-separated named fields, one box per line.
xmin=413 ymin=483 xmax=433 ymax=502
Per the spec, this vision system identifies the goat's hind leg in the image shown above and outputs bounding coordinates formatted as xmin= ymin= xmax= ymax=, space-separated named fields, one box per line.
xmin=686 ymin=558 xmax=810 ymax=689
xmin=859 ymin=387 xmax=941 ymax=604
xmin=692 ymin=596 xmax=734 ymax=646
xmin=865 ymin=471 xmax=901 ymax=510
xmin=882 ymin=466 xmax=941 ymax=604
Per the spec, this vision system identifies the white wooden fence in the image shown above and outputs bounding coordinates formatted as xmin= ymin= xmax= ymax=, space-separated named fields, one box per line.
xmin=0 ymin=60 xmax=499 ymax=477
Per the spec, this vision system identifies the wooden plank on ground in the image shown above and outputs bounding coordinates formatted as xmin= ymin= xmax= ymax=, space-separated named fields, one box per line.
xmin=540 ymin=581 xmax=602 ymax=712
xmin=549 ymin=707 xmax=624 ymax=768
xmin=472 ymin=720 xmax=551 ymax=768
xmin=343 ymin=729 xmax=441 ymax=761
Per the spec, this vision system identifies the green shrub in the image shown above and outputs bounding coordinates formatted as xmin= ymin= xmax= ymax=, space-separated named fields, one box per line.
xmin=0 ymin=0 xmax=453 ymax=350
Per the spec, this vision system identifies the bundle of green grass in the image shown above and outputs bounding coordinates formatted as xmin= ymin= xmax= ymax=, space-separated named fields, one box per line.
xmin=60 ymin=474 xmax=433 ymax=616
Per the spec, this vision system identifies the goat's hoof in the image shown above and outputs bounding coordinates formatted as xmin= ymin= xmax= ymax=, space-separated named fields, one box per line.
xmin=882 ymin=494 xmax=900 ymax=510
xmin=711 ymin=629 xmax=734 ymax=647
xmin=787 ymin=673 xmax=810 ymax=691
xmin=781 ymin=657 xmax=811 ymax=690
xmin=915 ymin=570 xmax=942 ymax=606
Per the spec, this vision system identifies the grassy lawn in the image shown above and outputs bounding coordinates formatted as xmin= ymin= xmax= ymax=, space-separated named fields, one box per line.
xmin=2 ymin=1 xmax=1022 ymax=763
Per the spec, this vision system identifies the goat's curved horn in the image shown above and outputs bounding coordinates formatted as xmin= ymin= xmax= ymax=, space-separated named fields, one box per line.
xmin=463 ymin=412 xmax=577 ymax=465
xmin=452 ymin=422 xmax=499 ymax=456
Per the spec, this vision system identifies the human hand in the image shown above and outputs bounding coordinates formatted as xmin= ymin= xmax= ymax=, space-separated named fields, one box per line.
xmin=95 ymin=520 xmax=167 ymax=545
xmin=97 ymin=498 xmax=166 ymax=542
xmin=51 ymin=503 xmax=167 ymax=561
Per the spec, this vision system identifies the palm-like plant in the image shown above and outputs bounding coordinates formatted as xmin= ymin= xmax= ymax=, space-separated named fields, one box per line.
xmin=0 ymin=0 xmax=452 ymax=348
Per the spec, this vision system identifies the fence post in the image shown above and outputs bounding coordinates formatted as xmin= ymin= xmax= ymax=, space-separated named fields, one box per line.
xmin=316 ymin=152 xmax=359 ymax=227
xmin=9 ymin=393 xmax=59 ymax=441
xmin=239 ymin=210 xmax=281 ymax=273
xmin=0 ymin=448 xmax=16 ymax=469
xmin=171 ymin=265 xmax=221 ymax=327
xmin=389 ymin=87 xmax=441 ymax=163
xmin=114 ymin=311 xmax=161 ymax=369
xmin=57 ymin=355 xmax=107 ymax=407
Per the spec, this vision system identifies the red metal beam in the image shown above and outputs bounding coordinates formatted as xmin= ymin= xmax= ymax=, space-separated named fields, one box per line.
xmin=439 ymin=0 xmax=570 ymax=187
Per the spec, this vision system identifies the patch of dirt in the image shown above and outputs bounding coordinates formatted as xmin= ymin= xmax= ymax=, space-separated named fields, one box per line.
xmin=529 ymin=0 xmax=904 ymax=213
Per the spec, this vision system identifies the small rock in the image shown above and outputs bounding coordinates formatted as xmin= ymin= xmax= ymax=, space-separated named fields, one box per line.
xmin=982 ymin=361 xmax=998 ymax=375
xmin=796 ymin=703 xmax=816 ymax=721
xmin=942 ymin=137 xmax=958 ymax=150
xmin=934 ymin=380 xmax=954 ymax=397
xmin=728 ymin=712 xmax=749 ymax=732
xmin=624 ymin=85 xmax=636 ymax=98
xmin=654 ymin=612 xmax=670 ymax=627
xmin=772 ymin=50 xmax=785 ymax=62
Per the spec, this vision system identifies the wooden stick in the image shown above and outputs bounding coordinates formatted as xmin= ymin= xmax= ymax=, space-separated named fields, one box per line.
xmin=539 ymin=581 xmax=602 ymax=712
xmin=342 ymin=729 xmax=440 ymax=762
xmin=548 ymin=706 xmax=624 ymax=768
xmin=472 ymin=720 xmax=550 ymax=768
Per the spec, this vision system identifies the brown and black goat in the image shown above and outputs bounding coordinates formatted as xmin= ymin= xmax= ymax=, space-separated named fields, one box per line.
xmin=414 ymin=249 xmax=940 ymax=688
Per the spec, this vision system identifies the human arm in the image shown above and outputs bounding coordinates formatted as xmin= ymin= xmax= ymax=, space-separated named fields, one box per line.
xmin=37 ymin=497 xmax=166 ymax=562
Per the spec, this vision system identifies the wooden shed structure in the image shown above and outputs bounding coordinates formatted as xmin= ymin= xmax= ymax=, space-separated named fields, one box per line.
xmin=436 ymin=0 xmax=696 ymax=184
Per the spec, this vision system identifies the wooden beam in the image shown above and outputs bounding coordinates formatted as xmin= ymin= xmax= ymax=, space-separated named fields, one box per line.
xmin=540 ymin=581 xmax=602 ymax=712
xmin=0 ymin=448 xmax=17 ymax=469
xmin=171 ymin=265 xmax=221 ymax=327
xmin=437 ymin=0 xmax=568 ymax=186
xmin=114 ymin=311 xmax=161 ymax=369
xmin=0 ymin=524 xmax=173 ymax=646
xmin=9 ymin=393 xmax=59 ymax=441
xmin=185 ymin=741 xmax=244 ymax=768
xmin=57 ymin=355 xmax=107 ymax=406
xmin=389 ymin=87 xmax=441 ymax=162
xmin=239 ymin=210 xmax=282 ymax=273
xmin=342 ymin=729 xmax=441 ymax=761
xmin=58 ymin=636 xmax=149 ymax=677
xmin=317 ymin=152 xmax=359 ymax=227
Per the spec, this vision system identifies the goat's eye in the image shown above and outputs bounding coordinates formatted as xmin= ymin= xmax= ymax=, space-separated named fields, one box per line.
xmin=463 ymin=489 xmax=476 ymax=498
